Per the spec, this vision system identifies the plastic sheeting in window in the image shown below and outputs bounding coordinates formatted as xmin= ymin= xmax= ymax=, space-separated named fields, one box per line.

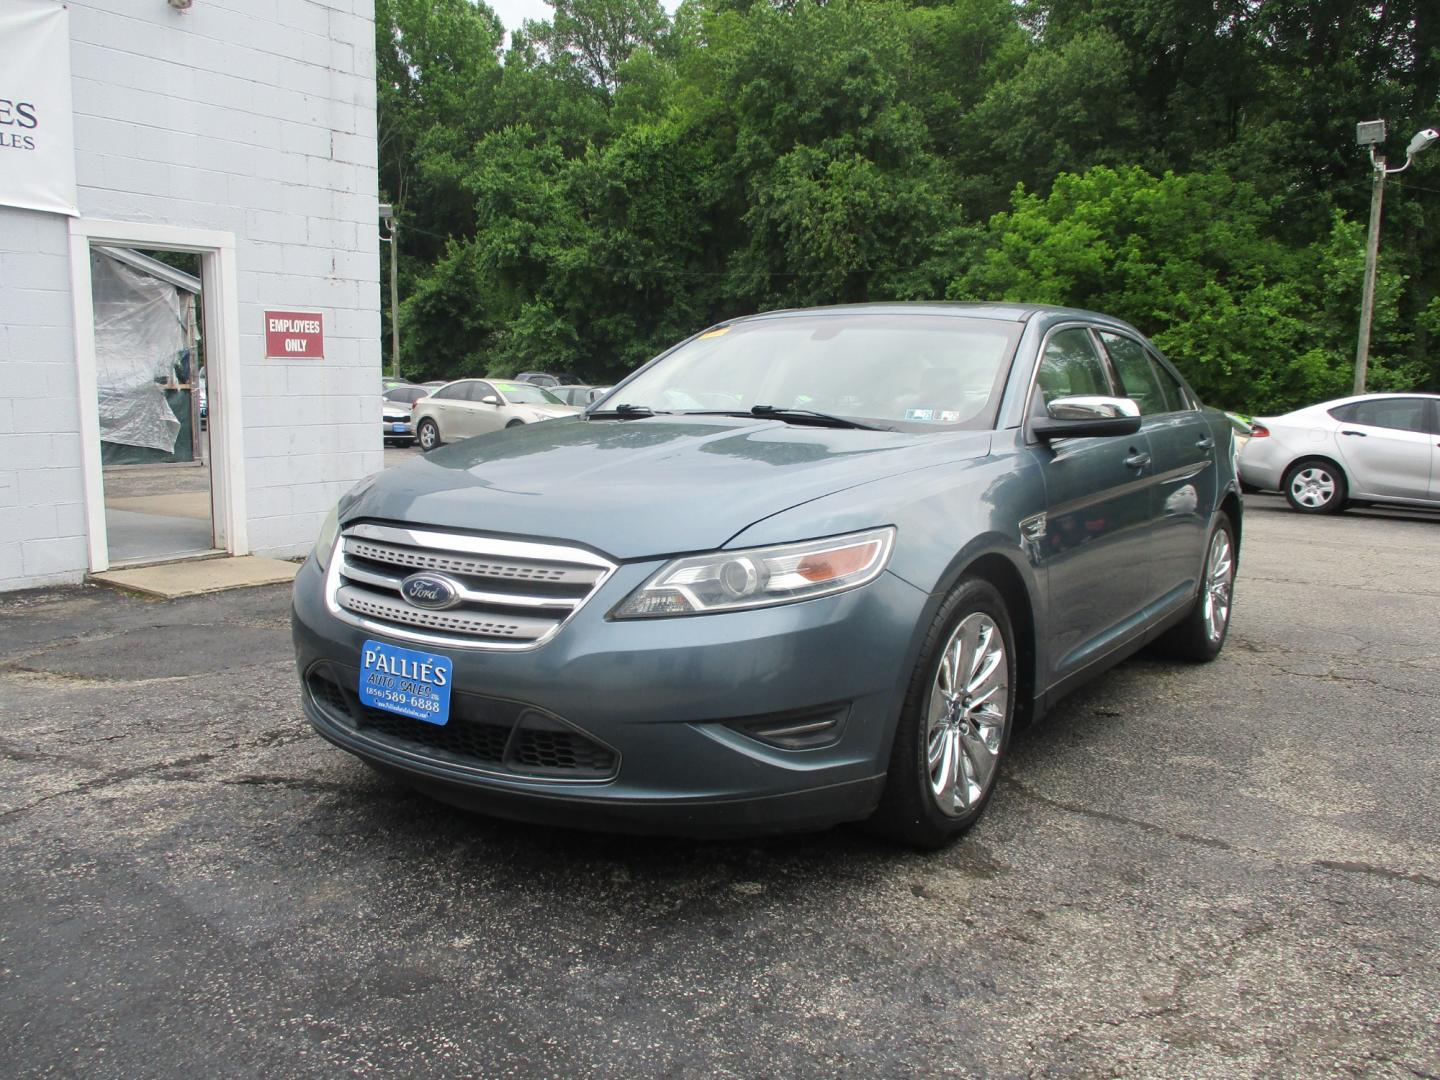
xmin=91 ymin=249 xmax=186 ymax=453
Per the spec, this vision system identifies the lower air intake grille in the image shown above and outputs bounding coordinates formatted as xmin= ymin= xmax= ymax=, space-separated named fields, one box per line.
xmin=305 ymin=665 xmax=618 ymax=781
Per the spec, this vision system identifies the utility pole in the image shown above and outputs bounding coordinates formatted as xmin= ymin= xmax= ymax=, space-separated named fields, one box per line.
xmin=1354 ymin=150 xmax=1385 ymax=396
xmin=379 ymin=203 xmax=400 ymax=379
xmin=1352 ymin=120 xmax=1439 ymax=395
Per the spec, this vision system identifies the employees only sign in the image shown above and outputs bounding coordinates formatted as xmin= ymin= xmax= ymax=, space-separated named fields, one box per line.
xmin=265 ymin=311 xmax=325 ymax=358
xmin=0 ymin=0 xmax=79 ymax=217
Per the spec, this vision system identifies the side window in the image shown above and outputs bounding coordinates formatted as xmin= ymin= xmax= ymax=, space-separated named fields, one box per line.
xmin=1101 ymin=332 xmax=1188 ymax=415
xmin=1336 ymin=397 xmax=1430 ymax=433
xmin=465 ymin=381 xmax=496 ymax=402
xmin=1146 ymin=352 xmax=1190 ymax=413
xmin=431 ymin=382 xmax=467 ymax=401
xmin=1036 ymin=328 xmax=1113 ymax=406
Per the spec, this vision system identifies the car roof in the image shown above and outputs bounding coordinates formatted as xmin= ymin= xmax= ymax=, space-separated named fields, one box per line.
xmin=727 ymin=301 xmax=1143 ymax=334
xmin=1281 ymin=392 xmax=1440 ymax=416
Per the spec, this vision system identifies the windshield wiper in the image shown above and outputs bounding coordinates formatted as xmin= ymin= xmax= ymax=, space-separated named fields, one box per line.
xmin=585 ymin=403 xmax=661 ymax=420
xmin=669 ymin=406 xmax=890 ymax=430
xmin=743 ymin=405 xmax=888 ymax=430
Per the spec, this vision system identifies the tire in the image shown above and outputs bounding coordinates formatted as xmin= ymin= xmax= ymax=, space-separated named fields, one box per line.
xmin=1282 ymin=458 xmax=1346 ymax=514
xmin=417 ymin=418 xmax=441 ymax=451
xmin=505 ymin=419 xmax=525 ymax=429
xmin=869 ymin=577 xmax=1017 ymax=849
xmin=1152 ymin=514 xmax=1236 ymax=662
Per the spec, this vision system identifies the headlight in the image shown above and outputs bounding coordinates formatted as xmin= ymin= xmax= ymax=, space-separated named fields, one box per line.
xmin=313 ymin=504 xmax=340 ymax=572
xmin=612 ymin=527 xmax=895 ymax=618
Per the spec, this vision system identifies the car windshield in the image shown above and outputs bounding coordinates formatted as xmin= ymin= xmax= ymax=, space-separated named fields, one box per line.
xmin=604 ymin=314 xmax=1021 ymax=428
xmin=385 ymin=387 xmax=428 ymax=404
xmin=494 ymin=382 xmax=563 ymax=405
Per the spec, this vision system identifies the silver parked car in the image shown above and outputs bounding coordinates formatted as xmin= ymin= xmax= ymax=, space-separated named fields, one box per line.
xmin=550 ymin=384 xmax=613 ymax=407
xmin=1239 ymin=393 xmax=1440 ymax=512
xmin=413 ymin=379 xmax=581 ymax=451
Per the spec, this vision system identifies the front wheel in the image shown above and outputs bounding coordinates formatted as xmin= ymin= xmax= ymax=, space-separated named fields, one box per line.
xmin=869 ymin=577 xmax=1016 ymax=849
xmin=1283 ymin=459 xmax=1346 ymax=513
xmin=417 ymin=418 xmax=441 ymax=452
xmin=505 ymin=419 xmax=525 ymax=429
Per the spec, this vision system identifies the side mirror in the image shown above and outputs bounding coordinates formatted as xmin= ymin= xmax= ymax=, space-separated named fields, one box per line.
xmin=1033 ymin=396 xmax=1142 ymax=440
xmin=480 ymin=395 xmax=501 ymax=406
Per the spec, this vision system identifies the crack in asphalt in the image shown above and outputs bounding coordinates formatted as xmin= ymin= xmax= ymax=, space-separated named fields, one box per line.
xmin=1007 ymin=781 xmax=1439 ymax=893
xmin=1008 ymin=781 xmax=1233 ymax=851
xmin=1311 ymin=859 xmax=1440 ymax=890
xmin=0 ymin=727 xmax=313 ymax=822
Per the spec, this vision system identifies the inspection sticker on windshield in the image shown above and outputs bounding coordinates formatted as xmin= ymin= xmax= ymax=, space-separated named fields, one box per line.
xmin=358 ymin=640 xmax=453 ymax=726
xmin=905 ymin=408 xmax=935 ymax=422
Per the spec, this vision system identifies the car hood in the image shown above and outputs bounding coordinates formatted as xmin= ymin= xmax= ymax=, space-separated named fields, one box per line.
xmin=345 ymin=416 xmax=993 ymax=559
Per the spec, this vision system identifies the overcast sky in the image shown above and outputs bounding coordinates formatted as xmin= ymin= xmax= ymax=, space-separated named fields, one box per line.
xmin=485 ymin=0 xmax=681 ymax=34
xmin=486 ymin=0 xmax=558 ymax=32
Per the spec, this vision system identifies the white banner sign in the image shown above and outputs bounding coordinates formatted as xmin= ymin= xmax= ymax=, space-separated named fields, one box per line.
xmin=0 ymin=0 xmax=77 ymax=217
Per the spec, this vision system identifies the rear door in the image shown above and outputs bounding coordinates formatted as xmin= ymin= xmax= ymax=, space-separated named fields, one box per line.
xmin=1100 ymin=331 xmax=1218 ymax=610
xmin=1029 ymin=325 xmax=1156 ymax=684
xmin=1327 ymin=397 xmax=1434 ymax=501
xmin=452 ymin=380 xmax=499 ymax=437
xmin=424 ymin=381 xmax=473 ymax=437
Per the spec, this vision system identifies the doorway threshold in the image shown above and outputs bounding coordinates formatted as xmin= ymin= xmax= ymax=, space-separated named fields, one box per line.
xmin=89 ymin=555 xmax=300 ymax=599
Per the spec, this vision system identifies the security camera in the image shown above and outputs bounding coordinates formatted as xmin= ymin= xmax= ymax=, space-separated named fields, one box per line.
xmin=1406 ymin=128 xmax=1439 ymax=157
xmin=168 ymin=0 xmax=193 ymax=10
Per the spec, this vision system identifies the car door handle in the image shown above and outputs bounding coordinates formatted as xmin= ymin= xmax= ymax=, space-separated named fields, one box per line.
xmin=1195 ymin=435 xmax=1214 ymax=450
xmin=1341 ymin=430 xmax=1367 ymax=437
xmin=1124 ymin=451 xmax=1150 ymax=469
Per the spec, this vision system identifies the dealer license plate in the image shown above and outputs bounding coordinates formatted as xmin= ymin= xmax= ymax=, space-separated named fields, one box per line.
xmin=358 ymin=639 xmax=453 ymax=726
xmin=391 ymin=423 xmax=408 ymax=433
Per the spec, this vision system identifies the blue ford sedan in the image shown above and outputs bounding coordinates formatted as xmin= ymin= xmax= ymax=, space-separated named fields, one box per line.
xmin=293 ymin=304 xmax=1240 ymax=846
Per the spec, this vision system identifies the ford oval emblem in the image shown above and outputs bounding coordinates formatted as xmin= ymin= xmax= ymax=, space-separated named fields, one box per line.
xmin=400 ymin=572 xmax=462 ymax=610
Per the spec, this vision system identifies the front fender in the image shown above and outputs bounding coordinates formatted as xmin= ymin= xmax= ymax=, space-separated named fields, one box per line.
xmin=725 ymin=445 xmax=1049 ymax=745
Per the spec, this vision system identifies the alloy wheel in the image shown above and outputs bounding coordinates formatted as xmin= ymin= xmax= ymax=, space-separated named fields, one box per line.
xmin=925 ymin=612 xmax=1008 ymax=816
xmin=1203 ymin=528 xmax=1234 ymax=642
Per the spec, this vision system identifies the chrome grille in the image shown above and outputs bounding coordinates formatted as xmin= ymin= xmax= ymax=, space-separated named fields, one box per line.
xmin=325 ymin=522 xmax=616 ymax=650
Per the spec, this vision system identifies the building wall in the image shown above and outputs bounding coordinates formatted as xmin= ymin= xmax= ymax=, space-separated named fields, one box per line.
xmin=0 ymin=0 xmax=380 ymax=590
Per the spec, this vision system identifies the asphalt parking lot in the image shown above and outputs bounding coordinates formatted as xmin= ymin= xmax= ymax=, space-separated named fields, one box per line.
xmin=2 ymin=494 xmax=1437 ymax=1078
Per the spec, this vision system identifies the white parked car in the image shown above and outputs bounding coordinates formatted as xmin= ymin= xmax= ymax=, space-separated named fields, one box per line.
xmin=412 ymin=378 xmax=581 ymax=451
xmin=1239 ymin=393 xmax=1439 ymax=512
xmin=382 ymin=402 xmax=415 ymax=447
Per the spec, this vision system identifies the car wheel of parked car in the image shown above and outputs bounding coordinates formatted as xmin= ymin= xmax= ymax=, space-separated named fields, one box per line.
xmin=417 ymin=419 xmax=441 ymax=451
xmin=505 ymin=419 xmax=524 ymax=429
xmin=1283 ymin=459 xmax=1346 ymax=513
xmin=870 ymin=576 xmax=1015 ymax=849
xmin=1153 ymin=515 xmax=1236 ymax=662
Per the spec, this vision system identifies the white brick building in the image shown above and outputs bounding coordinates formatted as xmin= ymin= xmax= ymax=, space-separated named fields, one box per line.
xmin=0 ymin=0 xmax=381 ymax=589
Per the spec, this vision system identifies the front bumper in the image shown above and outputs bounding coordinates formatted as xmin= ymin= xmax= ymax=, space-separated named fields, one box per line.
xmin=382 ymin=419 xmax=414 ymax=441
xmin=292 ymin=551 xmax=927 ymax=835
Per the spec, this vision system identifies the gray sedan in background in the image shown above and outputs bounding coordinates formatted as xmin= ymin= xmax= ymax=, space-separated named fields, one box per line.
xmin=1240 ymin=393 xmax=1439 ymax=513
xmin=295 ymin=304 xmax=1241 ymax=846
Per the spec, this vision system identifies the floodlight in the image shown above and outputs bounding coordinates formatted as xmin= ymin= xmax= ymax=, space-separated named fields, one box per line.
xmin=1356 ymin=120 xmax=1387 ymax=147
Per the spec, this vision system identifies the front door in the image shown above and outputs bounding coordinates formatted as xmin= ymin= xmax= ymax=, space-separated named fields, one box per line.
xmin=1329 ymin=396 xmax=1434 ymax=501
xmin=1029 ymin=326 xmax=1156 ymax=684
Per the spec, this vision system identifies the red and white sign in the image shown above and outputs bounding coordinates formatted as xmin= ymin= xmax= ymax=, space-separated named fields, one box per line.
xmin=264 ymin=311 xmax=325 ymax=358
